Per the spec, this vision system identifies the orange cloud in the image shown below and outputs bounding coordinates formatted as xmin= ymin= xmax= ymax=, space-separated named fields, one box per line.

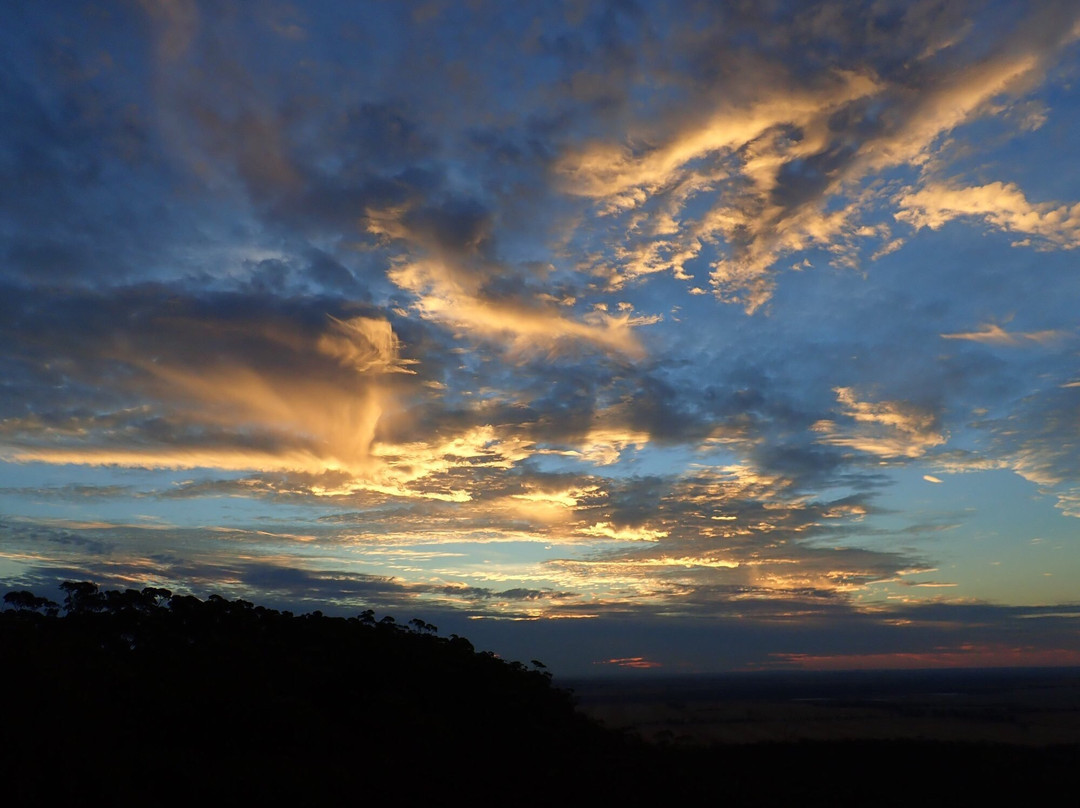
xmin=940 ymin=322 xmax=1068 ymax=346
xmin=596 ymin=657 xmax=663 ymax=669
xmin=897 ymin=182 xmax=1080 ymax=248
xmin=388 ymin=258 xmax=649 ymax=358
xmin=578 ymin=522 xmax=668 ymax=542
xmin=555 ymin=16 xmax=1080 ymax=311
xmin=814 ymin=388 xmax=945 ymax=459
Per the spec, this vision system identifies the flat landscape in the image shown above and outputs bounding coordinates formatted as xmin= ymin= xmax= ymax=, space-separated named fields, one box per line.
xmin=566 ymin=667 xmax=1080 ymax=746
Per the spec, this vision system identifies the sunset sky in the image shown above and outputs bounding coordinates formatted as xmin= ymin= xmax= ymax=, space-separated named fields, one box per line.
xmin=3 ymin=0 xmax=1080 ymax=676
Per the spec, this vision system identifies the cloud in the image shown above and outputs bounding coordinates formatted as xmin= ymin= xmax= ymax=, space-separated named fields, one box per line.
xmin=74 ymin=1 xmax=654 ymax=363
xmin=813 ymin=388 xmax=945 ymax=459
xmin=940 ymin=323 xmax=1068 ymax=346
xmin=0 ymin=290 xmax=483 ymax=498
xmin=933 ymin=384 xmax=1080 ymax=517
xmin=558 ymin=68 xmax=885 ymax=310
xmin=566 ymin=428 xmax=650 ymax=466
xmin=556 ymin=70 xmax=881 ymax=201
xmin=317 ymin=316 xmax=418 ymax=374
xmin=595 ymin=657 xmax=662 ymax=669
xmin=388 ymin=258 xmax=649 ymax=358
xmin=578 ymin=522 xmax=668 ymax=542
xmin=3 ymin=313 xmax=395 ymax=477
xmin=524 ymin=456 xmax=918 ymax=615
xmin=897 ymin=181 xmax=1080 ymax=248
xmin=551 ymin=2 xmax=1080 ymax=311
xmin=369 ymin=186 xmax=654 ymax=358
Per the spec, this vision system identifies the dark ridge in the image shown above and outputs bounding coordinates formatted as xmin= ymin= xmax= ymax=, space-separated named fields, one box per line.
xmin=2 ymin=583 xmax=1076 ymax=805
xmin=0 ymin=583 xmax=618 ymax=801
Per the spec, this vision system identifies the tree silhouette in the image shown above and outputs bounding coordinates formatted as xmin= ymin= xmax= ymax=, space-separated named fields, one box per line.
xmin=59 ymin=581 xmax=102 ymax=614
xmin=3 ymin=590 xmax=58 ymax=616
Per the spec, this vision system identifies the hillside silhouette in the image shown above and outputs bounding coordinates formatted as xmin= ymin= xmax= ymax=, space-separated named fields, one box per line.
xmin=2 ymin=583 xmax=1076 ymax=804
xmin=1 ymin=583 xmax=623 ymax=800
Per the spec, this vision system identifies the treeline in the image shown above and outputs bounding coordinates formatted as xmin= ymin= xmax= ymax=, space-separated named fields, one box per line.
xmin=0 ymin=582 xmax=621 ymax=801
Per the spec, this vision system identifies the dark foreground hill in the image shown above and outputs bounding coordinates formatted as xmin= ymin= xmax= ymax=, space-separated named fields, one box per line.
xmin=1 ymin=583 xmax=620 ymax=801
xmin=2 ymin=584 xmax=1077 ymax=805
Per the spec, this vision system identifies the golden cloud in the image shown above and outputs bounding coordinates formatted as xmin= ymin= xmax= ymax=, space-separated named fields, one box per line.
xmin=897 ymin=181 xmax=1080 ymax=248
xmin=813 ymin=388 xmax=945 ymax=459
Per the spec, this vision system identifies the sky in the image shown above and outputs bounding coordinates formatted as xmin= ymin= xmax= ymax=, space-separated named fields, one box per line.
xmin=2 ymin=0 xmax=1080 ymax=677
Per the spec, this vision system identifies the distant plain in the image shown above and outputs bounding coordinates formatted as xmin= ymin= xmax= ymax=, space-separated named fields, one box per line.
xmin=565 ymin=667 xmax=1080 ymax=746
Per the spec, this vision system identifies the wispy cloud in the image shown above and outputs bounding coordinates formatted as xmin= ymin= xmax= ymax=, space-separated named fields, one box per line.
xmin=813 ymin=388 xmax=945 ymax=459
xmin=940 ymin=323 xmax=1068 ymax=346
xmin=552 ymin=2 xmax=1080 ymax=311
xmin=898 ymin=182 xmax=1080 ymax=248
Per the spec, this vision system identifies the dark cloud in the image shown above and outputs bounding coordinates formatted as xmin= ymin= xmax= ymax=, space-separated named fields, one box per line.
xmin=0 ymin=516 xmax=116 ymax=557
xmin=434 ymin=584 xmax=575 ymax=602
xmin=603 ymin=476 xmax=668 ymax=526
xmin=0 ymin=484 xmax=137 ymax=501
